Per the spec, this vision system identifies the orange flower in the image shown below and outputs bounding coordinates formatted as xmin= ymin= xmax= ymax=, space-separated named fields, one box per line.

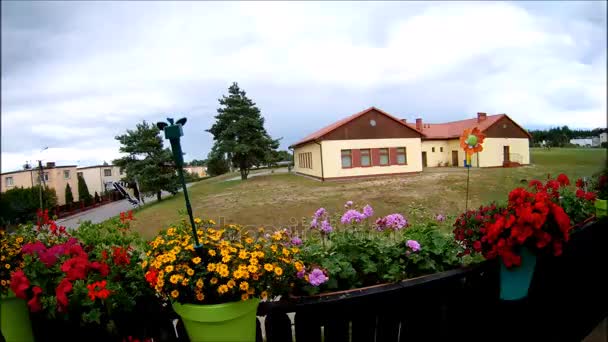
xmin=459 ymin=127 xmax=485 ymax=155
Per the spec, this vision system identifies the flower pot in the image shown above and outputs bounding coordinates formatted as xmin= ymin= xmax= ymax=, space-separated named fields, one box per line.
xmin=172 ymin=299 xmax=260 ymax=342
xmin=0 ymin=291 xmax=34 ymax=342
xmin=499 ymin=247 xmax=537 ymax=301
xmin=595 ymin=199 xmax=607 ymax=218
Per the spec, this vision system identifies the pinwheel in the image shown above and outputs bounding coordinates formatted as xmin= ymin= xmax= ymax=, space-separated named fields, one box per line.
xmin=459 ymin=127 xmax=485 ymax=167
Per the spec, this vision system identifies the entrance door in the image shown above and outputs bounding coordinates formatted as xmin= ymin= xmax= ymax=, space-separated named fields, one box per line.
xmin=422 ymin=152 xmax=427 ymax=167
xmin=503 ymin=146 xmax=510 ymax=164
xmin=452 ymin=151 xmax=459 ymax=167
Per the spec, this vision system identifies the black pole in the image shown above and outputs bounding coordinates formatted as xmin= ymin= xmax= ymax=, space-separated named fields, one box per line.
xmin=465 ymin=164 xmax=470 ymax=211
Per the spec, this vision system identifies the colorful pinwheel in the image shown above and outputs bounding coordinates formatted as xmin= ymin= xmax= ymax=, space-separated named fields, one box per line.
xmin=459 ymin=127 xmax=485 ymax=167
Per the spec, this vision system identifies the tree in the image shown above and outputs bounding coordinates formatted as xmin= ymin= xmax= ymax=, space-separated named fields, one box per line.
xmin=0 ymin=186 xmax=57 ymax=225
xmin=207 ymin=82 xmax=280 ymax=180
xmin=113 ymin=121 xmax=180 ymax=201
xmin=188 ymin=159 xmax=207 ymax=166
xmin=65 ymin=183 xmax=74 ymax=204
xmin=206 ymin=148 xmax=230 ymax=177
xmin=77 ymin=175 xmax=92 ymax=205
xmin=94 ymin=191 xmax=100 ymax=203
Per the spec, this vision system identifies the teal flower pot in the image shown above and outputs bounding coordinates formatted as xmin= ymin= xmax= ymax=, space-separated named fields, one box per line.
xmin=1 ymin=291 xmax=34 ymax=342
xmin=499 ymin=248 xmax=537 ymax=301
xmin=595 ymin=199 xmax=607 ymax=218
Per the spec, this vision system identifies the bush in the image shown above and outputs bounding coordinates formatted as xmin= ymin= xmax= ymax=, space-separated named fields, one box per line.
xmin=77 ymin=175 xmax=93 ymax=205
xmin=65 ymin=183 xmax=74 ymax=204
xmin=0 ymin=186 xmax=57 ymax=226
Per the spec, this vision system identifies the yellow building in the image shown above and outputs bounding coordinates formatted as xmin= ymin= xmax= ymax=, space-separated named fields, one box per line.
xmin=76 ymin=165 xmax=124 ymax=195
xmin=1 ymin=162 xmax=79 ymax=205
xmin=290 ymin=108 xmax=530 ymax=181
xmin=184 ymin=166 xmax=207 ymax=178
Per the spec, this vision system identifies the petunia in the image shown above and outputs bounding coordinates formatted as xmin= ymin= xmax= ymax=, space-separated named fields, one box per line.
xmin=362 ymin=205 xmax=374 ymax=218
xmin=10 ymin=270 xmax=30 ymax=299
xmin=308 ymin=268 xmax=329 ymax=286
xmin=406 ymin=240 xmax=421 ymax=252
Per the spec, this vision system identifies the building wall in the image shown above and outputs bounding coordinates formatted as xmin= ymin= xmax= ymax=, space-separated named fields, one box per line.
xmin=1 ymin=170 xmax=35 ymax=192
xmin=1 ymin=167 xmax=79 ymax=205
xmin=421 ymin=141 xmax=450 ymax=167
xmin=293 ymin=142 xmax=323 ymax=178
xmin=78 ymin=166 xmax=123 ymax=195
xmin=184 ymin=166 xmax=207 ymax=177
xmin=478 ymin=138 xmax=530 ymax=167
xmin=321 ymin=138 xmax=422 ymax=179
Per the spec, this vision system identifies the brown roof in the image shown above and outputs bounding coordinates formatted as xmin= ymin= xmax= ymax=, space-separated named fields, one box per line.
xmin=290 ymin=107 xmax=425 ymax=148
xmin=406 ymin=114 xmax=531 ymax=140
xmin=1 ymin=165 xmax=77 ymax=176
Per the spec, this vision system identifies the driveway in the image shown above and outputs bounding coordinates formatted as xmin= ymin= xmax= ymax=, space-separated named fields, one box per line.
xmin=223 ymin=168 xmax=289 ymax=182
xmin=56 ymin=184 xmax=193 ymax=229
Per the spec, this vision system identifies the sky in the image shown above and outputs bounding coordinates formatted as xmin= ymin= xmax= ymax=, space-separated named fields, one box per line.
xmin=1 ymin=1 xmax=606 ymax=172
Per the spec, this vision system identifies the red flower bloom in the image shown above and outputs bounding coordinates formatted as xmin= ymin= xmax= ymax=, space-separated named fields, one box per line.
xmin=473 ymin=240 xmax=482 ymax=252
xmin=528 ymin=179 xmax=543 ymax=190
xmin=576 ymin=189 xmax=585 ymax=198
xmin=27 ymin=286 xmax=43 ymax=312
xmin=557 ymin=174 xmax=570 ymax=186
xmin=101 ymin=250 xmax=109 ymax=261
xmin=584 ymin=192 xmax=597 ymax=202
xmin=112 ymin=246 xmax=130 ymax=266
xmin=576 ymin=178 xmax=584 ymax=188
xmin=10 ymin=270 xmax=30 ymax=299
xmin=56 ymin=278 xmax=73 ymax=310
xmin=90 ymin=261 xmax=110 ymax=277
xmin=87 ymin=280 xmax=111 ymax=301
xmin=61 ymin=256 xmax=89 ymax=281
xmin=145 ymin=268 xmax=159 ymax=288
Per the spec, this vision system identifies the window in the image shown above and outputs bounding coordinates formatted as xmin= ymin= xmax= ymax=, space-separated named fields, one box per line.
xmin=360 ymin=149 xmax=371 ymax=166
xmin=298 ymin=152 xmax=312 ymax=169
xmin=63 ymin=170 xmax=70 ymax=179
xmin=432 ymin=147 xmax=435 ymax=153
xmin=104 ymin=169 xmax=112 ymax=177
xmin=36 ymin=172 xmax=49 ymax=184
xmin=77 ymin=172 xmax=83 ymax=178
xmin=5 ymin=177 xmax=14 ymax=187
xmin=397 ymin=147 xmax=407 ymax=164
xmin=440 ymin=147 xmax=444 ymax=152
xmin=379 ymin=148 xmax=389 ymax=165
xmin=341 ymin=150 xmax=352 ymax=168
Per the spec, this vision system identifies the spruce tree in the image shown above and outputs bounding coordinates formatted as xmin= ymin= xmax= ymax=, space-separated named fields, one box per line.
xmin=65 ymin=183 xmax=74 ymax=204
xmin=77 ymin=175 xmax=92 ymax=205
xmin=207 ymin=82 xmax=280 ymax=180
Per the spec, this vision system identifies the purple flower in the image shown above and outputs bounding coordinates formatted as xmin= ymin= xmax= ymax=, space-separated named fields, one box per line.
xmin=291 ymin=236 xmax=302 ymax=246
xmin=308 ymin=268 xmax=329 ymax=286
xmin=314 ymin=208 xmax=326 ymax=219
xmin=362 ymin=204 xmax=374 ymax=218
xmin=375 ymin=214 xmax=408 ymax=231
xmin=297 ymin=269 xmax=306 ymax=279
xmin=344 ymin=201 xmax=353 ymax=208
xmin=436 ymin=214 xmax=446 ymax=222
xmin=341 ymin=209 xmax=365 ymax=224
xmin=310 ymin=218 xmax=318 ymax=229
xmin=320 ymin=220 xmax=333 ymax=234
xmin=406 ymin=240 xmax=421 ymax=252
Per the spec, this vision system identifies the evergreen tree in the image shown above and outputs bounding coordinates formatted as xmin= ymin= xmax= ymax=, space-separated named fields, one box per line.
xmin=65 ymin=183 xmax=74 ymax=204
xmin=113 ymin=121 xmax=179 ymax=201
xmin=206 ymin=148 xmax=230 ymax=176
xmin=94 ymin=191 xmax=100 ymax=203
xmin=207 ymin=82 xmax=280 ymax=180
xmin=77 ymin=175 xmax=92 ymax=205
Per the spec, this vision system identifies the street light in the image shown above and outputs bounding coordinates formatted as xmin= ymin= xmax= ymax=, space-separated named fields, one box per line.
xmin=156 ymin=117 xmax=202 ymax=252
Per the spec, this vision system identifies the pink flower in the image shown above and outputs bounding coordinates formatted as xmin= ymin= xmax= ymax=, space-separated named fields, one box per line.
xmin=406 ymin=240 xmax=421 ymax=252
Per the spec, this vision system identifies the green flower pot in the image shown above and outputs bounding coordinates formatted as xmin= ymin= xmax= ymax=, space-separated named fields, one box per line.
xmin=1 ymin=291 xmax=34 ymax=342
xmin=499 ymin=248 xmax=537 ymax=301
xmin=595 ymin=199 xmax=607 ymax=218
xmin=172 ymin=299 xmax=260 ymax=342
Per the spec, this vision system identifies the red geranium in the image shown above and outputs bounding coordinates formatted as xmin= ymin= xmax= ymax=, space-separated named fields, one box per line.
xmin=557 ymin=173 xmax=570 ymax=186
xmin=28 ymin=286 xmax=43 ymax=312
xmin=144 ymin=268 xmax=159 ymax=288
xmin=61 ymin=256 xmax=89 ymax=281
xmin=10 ymin=270 xmax=30 ymax=299
xmin=56 ymin=278 xmax=73 ymax=310
xmin=112 ymin=246 xmax=130 ymax=266
xmin=87 ymin=280 xmax=111 ymax=301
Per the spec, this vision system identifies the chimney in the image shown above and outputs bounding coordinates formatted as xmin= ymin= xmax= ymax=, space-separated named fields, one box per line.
xmin=46 ymin=162 xmax=56 ymax=168
xmin=477 ymin=112 xmax=487 ymax=123
xmin=401 ymin=119 xmax=407 ymax=123
xmin=416 ymin=118 xmax=423 ymax=131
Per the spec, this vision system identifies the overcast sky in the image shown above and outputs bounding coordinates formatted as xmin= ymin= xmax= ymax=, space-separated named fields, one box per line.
xmin=1 ymin=1 xmax=606 ymax=172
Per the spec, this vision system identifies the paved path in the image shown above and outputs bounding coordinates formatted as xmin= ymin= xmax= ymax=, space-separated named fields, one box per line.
xmin=56 ymin=184 xmax=193 ymax=229
xmin=223 ymin=168 xmax=289 ymax=182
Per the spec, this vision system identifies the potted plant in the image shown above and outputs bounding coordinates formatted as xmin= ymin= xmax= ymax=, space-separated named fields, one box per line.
xmin=11 ymin=210 xmax=157 ymax=341
xmin=454 ymin=174 xmax=587 ymax=301
xmin=1 ymin=228 xmax=33 ymax=342
xmin=143 ymin=219 xmax=306 ymax=342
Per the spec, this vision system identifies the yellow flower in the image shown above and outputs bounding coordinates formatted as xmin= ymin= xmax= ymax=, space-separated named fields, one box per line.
xmin=196 ymin=293 xmax=204 ymax=301
xmin=295 ymin=261 xmax=304 ymax=272
xmin=282 ymin=248 xmax=290 ymax=257
xmin=239 ymin=281 xmax=249 ymax=291
xmin=252 ymin=274 xmax=259 ymax=281
xmin=165 ymin=265 xmax=174 ymax=273
xmin=167 ymin=227 xmax=176 ymax=236
xmin=181 ymin=278 xmax=189 ymax=286
xmin=171 ymin=290 xmax=179 ymax=298
xmin=249 ymin=257 xmax=258 ymax=265
xmin=192 ymin=257 xmax=201 ymax=265
xmin=222 ymin=255 xmax=232 ymax=263
xmin=196 ymin=278 xmax=204 ymax=288
xmin=218 ymin=285 xmax=229 ymax=294
xmin=291 ymin=247 xmax=300 ymax=254
xmin=16 ymin=237 xmax=23 ymax=243
xmin=207 ymin=263 xmax=216 ymax=272
xmin=247 ymin=288 xmax=255 ymax=295
xmin=0 ymin=280 xmax=6 ymax=286
xmin=261 ymin=291 xmax=268 ymax=299
xmin=247 ymin=264 xmax=258 ymax=273
xmin=209 ymin=219 xmax=216 ymax=225
xmin=245 ymin=238 xmax=254 ymax=244
xmin=238 ymin=250 xmax=248 ymax=259
xmin=4 ymin=264 xmax=10 ymax=270
xmin=241 ymin=293 xmax=249 ymax=301
xmin=227 ymin=280 xmax=236 ymax=288
xmin=187 ymin=269 xmax=195 ymax=276
xmin=219 ymin=269 xmax=229 ymax=278
xmin=270 ymin=245 xmax=278 ymax=253
xmin=194 ymin=217 xmax=202 ymax=224
xmin=210 ymin=277 xmax=218 ymax=285
xmin=141 ymin=260 xmax=148 ymax=269
xmin=264 ymin=264 xmax=274 ymax=272
xmin=274 ymin=267 xmax=283 ymax=276
xmin=208 ymin=250 xmax=217 ymax=257
xmin=170 ymin=275 xmax=180 ymax=284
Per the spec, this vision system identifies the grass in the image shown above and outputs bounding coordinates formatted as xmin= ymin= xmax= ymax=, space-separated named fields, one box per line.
xmin=131 ymin=148 xmax=607 ymax=239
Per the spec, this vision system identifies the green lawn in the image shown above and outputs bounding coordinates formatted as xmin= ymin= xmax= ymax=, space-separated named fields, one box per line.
xmin=131 ymin=148 xmax=607 ymax=239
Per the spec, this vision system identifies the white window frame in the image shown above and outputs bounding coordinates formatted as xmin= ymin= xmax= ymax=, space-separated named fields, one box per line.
xmin=5 ymin=176 xmax=14 ymax=187
xmin=104 ymin=169 xmax=112 ymax=177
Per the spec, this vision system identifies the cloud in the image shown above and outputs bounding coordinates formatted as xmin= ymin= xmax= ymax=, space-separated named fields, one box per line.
xmin=1 ymin=1 xmax=606 ymax=172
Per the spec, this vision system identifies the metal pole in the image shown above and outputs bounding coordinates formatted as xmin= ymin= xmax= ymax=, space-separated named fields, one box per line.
xmin=176 ymin=164 xmax=201 ymax=249
xmin=465 ymin=166 xmax=470 ymax=211
xmin=38 ymin=160 xmax=44 ymax=210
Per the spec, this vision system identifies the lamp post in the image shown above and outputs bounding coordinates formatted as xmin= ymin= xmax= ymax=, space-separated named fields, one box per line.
xmin=156 ymin=117 xmax=202 ymax=252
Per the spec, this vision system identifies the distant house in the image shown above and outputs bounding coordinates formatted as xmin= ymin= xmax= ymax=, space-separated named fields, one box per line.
xmin=600 ymin=132 xmax=608 ymax=144
xmin=1 ymin=162 xmax=79 ymax=205
xmin=184 ymin=166 xmax=207 ymax=178
xmin=290 ymin=107 xmax=531 ymax=181
xmin=77 ymin=165 xmax=124 ymax=195
xmin=569 ymin=138 xmax=596 ymax=147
